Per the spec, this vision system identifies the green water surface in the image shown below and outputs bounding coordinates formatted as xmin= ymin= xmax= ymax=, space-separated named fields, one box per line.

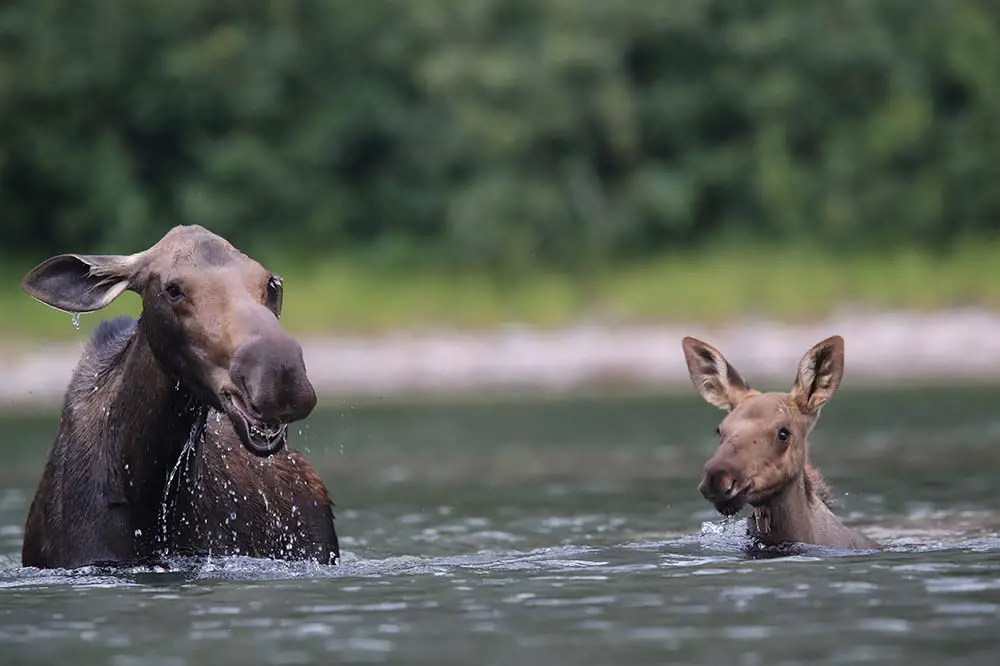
xmin=1 ymin=389 xmax=999 ymax=665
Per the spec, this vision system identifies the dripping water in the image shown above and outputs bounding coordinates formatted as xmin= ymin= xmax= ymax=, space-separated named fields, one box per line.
xmin=157 ymin=407 xmax=207 ymax=553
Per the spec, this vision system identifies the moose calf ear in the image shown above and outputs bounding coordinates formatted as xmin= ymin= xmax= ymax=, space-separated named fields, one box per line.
xmin=682 ymin=336 xmax=753 ymax=412
xmin=22 ymin=254 xmax=135 ymax=314
xmin=789 ymin=335 xmax=845 ymax=415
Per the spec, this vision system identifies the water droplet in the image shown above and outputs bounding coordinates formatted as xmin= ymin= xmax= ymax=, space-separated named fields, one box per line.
xmin=71 ymin=313 xmax=81 ymax=330
xmin=134 ymin=528 xmax=143 ymax=537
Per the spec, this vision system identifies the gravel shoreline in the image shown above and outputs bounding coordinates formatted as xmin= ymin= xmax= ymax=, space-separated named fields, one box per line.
xmin=3 ymin=309 xmax=1000 ymax=411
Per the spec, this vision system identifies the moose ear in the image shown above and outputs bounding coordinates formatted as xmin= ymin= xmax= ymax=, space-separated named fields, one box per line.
xmin=682 ymin=336 xmax=754 ymax=411
xmin=789 ymin=335 xmax=845 ymax=415
xmin=22 ymin=253 xmax=143 ymax=314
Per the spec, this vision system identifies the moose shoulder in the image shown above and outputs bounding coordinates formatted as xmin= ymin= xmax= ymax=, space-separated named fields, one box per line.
xmin=682 ymin=335 xmax=877 ymax=552
xmin=20 ymin=225 xmax=339 ymax=569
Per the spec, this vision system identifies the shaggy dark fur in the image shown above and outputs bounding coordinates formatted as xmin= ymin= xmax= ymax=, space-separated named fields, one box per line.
xmin=22 ymin=315 xmax=339 ymax=569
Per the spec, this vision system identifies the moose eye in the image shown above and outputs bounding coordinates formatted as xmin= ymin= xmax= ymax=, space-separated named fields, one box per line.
xmin=164 ymin=282 xmax=185 ymax=303
xmin=777 ymin=427 xmax=791 ymax=443
xmin=266 ymin=275 xmax=284 ymax=317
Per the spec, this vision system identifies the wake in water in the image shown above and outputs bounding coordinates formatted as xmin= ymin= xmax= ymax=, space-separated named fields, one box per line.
xmin=3 ymin=495 xmax=1000 ymax=593
xmin=3 ymin=523 xmax=991 ymax=591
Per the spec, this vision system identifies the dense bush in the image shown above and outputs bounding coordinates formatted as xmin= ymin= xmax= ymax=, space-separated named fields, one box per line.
xmin=1 ymin=0 xmax=998 ymax=270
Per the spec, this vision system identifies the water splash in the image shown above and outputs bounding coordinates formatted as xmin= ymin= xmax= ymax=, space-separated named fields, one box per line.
xmin=70 ymin=313 xmax=81 ymax=330
xmin=157 ymin=413 xmax=205 ymax=552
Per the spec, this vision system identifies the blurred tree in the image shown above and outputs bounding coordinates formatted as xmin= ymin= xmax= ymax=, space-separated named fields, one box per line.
xmin=0 ymin=0 xmax=998 ymax=269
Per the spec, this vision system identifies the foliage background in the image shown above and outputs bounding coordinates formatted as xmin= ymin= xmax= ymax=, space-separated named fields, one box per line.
xmin=3 ymin=0 xmax=998 ymax=270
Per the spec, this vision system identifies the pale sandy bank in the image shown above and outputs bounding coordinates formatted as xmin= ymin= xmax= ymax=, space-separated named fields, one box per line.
xmin=3 ymin=309 xmax=1000 ymax=411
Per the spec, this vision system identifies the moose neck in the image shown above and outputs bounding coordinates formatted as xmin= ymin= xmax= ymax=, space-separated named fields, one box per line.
xmin=748 ymin=463 xmax=827 ymax=547
xmin=98 ymin=320 xmax=206 ymax=542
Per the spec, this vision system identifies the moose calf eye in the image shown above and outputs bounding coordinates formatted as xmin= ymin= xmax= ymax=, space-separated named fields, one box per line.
xmin=777 ymin=427 xmax=791 ymax=443
xmin=164 ymin=282 xmax=185 ymax=303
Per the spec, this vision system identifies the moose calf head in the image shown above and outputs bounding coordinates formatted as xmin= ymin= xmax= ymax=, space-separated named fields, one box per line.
xmin=682 ymin=335 xmax=845 ymax=516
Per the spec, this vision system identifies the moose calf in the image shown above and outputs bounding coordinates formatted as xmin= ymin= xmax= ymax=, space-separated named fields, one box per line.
xmin=683 ymin=335 xmax=877 ymax=551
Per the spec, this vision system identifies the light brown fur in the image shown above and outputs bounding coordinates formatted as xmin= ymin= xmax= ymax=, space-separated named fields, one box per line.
xmin=682 ymin=335 xmax=877 ymax=551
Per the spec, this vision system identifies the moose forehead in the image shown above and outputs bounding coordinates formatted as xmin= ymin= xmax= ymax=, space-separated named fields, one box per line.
xmin=147 ymin=226 xmax=263 ymax=275
xmin=721 ymin=392 xmax=793 ymax=433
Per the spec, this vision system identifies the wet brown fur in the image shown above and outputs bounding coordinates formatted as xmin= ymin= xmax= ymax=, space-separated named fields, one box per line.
xmin=683 ymin=335 xmax=877 ymax=551
xmin=20 ymin=226 xmax=339 ymax=569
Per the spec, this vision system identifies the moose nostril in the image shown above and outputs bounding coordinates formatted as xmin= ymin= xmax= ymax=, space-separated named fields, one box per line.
xmin=247 ymin=397 xmax=264 ymax=419
xmin=231 ymin=373 xmax=249 ymax=400
xmin=238 ymin=386 xmax=262 ymax=418
xmin=701 ymin=469 xmax=733 ymax=501
xmin=711 ymin=472 xmax=737 ymax=499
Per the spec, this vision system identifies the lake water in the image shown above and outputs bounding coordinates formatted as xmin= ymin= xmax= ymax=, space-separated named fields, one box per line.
xmin=1 ymin=388 xmax=1000 ymax=665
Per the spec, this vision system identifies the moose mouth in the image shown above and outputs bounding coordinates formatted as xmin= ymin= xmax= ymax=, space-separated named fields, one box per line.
xmin=713 ymin=483 xmax=752 ymax=517
xmin=223 ymin=391 xmax=288 ymax=457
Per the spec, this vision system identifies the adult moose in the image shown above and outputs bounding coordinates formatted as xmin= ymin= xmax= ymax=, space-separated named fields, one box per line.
xmin=682 ymin=335 xmax=877 ymax=551
xmin=20 ymin=225 xmax=339 ymax=569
